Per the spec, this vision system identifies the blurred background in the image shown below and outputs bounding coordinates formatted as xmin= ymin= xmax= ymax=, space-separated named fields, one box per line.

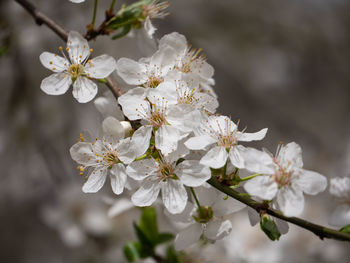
xmin=1 ymin=0 xmax=350 ymax=262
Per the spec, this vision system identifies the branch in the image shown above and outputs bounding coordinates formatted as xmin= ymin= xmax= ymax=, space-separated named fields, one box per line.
xmin=208 ymin=177 xmax=350 ymax=242
xmin=14 ymin=0 xmax=123 ymax=98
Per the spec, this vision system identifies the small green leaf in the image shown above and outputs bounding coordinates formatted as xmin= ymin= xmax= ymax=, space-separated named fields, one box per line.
xmin=139 ymin=207 xmax=159 ymax=244
xmin=166 ymin=245 xmax=183 ymax=263
xmin=133 ymin=222 xmax=153 ymax=248
xmin=260 ymin=214 xmax=281 ymax=241
xmin=112 ymin=25 xmax=132 ymax=40
xmin=123 ymin=242 xmax=142 ymax=262
xmin=155 ymin=232 xmax=174 ymax=245
xmin=339 ymin=224 xmax=350 ymax=234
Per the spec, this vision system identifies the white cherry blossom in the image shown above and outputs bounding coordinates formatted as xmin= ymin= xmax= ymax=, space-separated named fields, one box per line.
xmin=70 ymin=117 xmax=136 ymax=194
xmin=243 ymin=142 xmax=327 ymax=217
xmin=40 ymin=31 xmax=116 ymax=103
xmin=126 ymin=145 xmax=211 ymax=214
xmin=329 ymin=176 xmax=350 ymax=227
xmin=69 ymin=0 xmax=85 ymax=3
xmin=185 ymin=115 xmax=267 ymax=169
xmin=169 ymin=185 xmax=245 ymax=251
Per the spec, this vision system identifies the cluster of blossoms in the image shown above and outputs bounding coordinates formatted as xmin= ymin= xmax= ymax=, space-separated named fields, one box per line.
xmin=39 ymin=24 xmax=338 ymax=248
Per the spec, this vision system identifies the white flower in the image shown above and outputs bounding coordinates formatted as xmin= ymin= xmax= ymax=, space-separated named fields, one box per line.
xmin=126 ymin=145 xmax=211 ymax=214
xmin=243 ymin=142 xmax=327 ymax=217
xmin=116 ymin=46 xmax=177 ymax=88
xmin=158 ymin=32 xmax=216 ymax=97
xmin=118 ymin=87 xmax=200 ymax=155
xmin=69 ymin=0 xmax=85 ymax=3
xmin=169 ymin=185 xmax=245 ymax=251
xmin=185 ymin=115 xmax=267 ymax=169
xmin=40 ymin=31 xmax=116 ymax=103
xmin=329 ymin=176 xmax=350 ymax=227
xmin=70 ymin=117 xmax=136 ymax=194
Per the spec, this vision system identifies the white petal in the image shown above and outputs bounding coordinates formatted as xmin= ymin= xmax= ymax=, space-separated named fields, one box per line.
xmin=228 ymin=146 xmax=245 ymax=169
xmin=94 ymin=96 xmax=124 ymax=120
xmin=150 ymin=46 xmax=177 ymax=76
xmin=126 ymin=158 xmax=158 ymax=180
xmin=131 ymin=125 xmax=152 ymax=158
xmin=72 ymin=77 xmax=98 ymax=103
xmin=108 ymin=198 xmax=134 ymax=218
xmin=293 ymin=169 xmax=327 ymax=195
xmin=194 ymin=185 xmax=218 ymax=207
xmin=208 ymin=115 xmax=237 ymax=134
xmin=116 ymin=58 xmax=147 ymax=85
xmin=247 ymin=207 xmax=260 ymax=226
xmin=161 ymin=179 xmax=188 ymax=214
xmin=330 ymin=177 xmax=350 ymax=199
xmin=164 ymin=138 xmax=190 ymax=164
xmin=67 ymin=31 xmax=90 ymax=64
xmin=155 ymin=125 xmax=181 ymax=156
xmin=176 ymin=160 xmax=211 ymax=187
xmin=243 ymin=176 xmax=278 ymax=200
xmin=118 ymin=88 xmax=149 ymax=120
xmin=116 ymin=137 xmax=136 ymax=164
xmin=185 ymin=135 xmax=217 ymax=150
xmin=276 ymin=186 xmax=305 ymax=217
xmin=39 ymin=52 xmax=68 ymax=72
xmin=277 ymin=142 xmax=303 ymax=169
xmin=144 ymin=16 xmax=156 ymax=39
xmin=239 ymin=147 xmax=275 ymax=174
xmin=329 ymin=205 xmax=350 ymax=227
xmin=164 ymin=202 xmax=196 ymax=224
xmin=174 ymin=223 xmax=202 ymax=251
xmin=205 ymin=219 xmax=232 ymax=241
xmin=82 ymin=167 xmax=107 ymax=193
xmin=147 ymin=82 xmax=178 ymax=104
xmin=102 ymin=116 xmax=124 ymax=141
xmin=110 ymin=163 xmax=127 ymax=195
xmin=212 ymin=193 xmax=246 ymax=216
xmin=131 ymin=178 xmax=161 ymax=207
xmin=70 ymin=142 xmax=97 ymax=166
xmin=159 ymin=32 xmax=187 ymax=55
xmin=41 ymin=73 xmax=72 ymax=95
xmin=275 ymin=218 xmax=289 ymax=234
xmin=200 ymin=146 xmax=228 ymax=169
xmin=237 ymin=128 xmax=268 ymax=142
xmin=84 ymin=55 xmax=116 ymax=79
xmin=69 ymin=0 xmax=85 ymax=3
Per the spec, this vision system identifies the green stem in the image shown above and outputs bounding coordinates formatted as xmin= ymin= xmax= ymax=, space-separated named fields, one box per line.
xmin=190 ymin=187 xmax=203 ymax=215
xmin=109 ymin=0 xmax=116 ymax=12
xmin=91 ymin=0 xmax=98 ymax=27
xmin=208 ymin=176 xmax=350 ymax=242
xmin=135 ymin=153 xmax=148 ymax=161
xmin=239 ymin=173 xmax=261 ymax=181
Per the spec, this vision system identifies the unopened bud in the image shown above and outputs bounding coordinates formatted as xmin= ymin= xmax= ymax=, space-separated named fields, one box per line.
xmin=120 ymin=121 xmax=132 ymax=137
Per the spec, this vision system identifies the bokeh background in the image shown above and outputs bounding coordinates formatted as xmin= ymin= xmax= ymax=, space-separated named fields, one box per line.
xmin=1 ymin=0 xmax=350 ymax=262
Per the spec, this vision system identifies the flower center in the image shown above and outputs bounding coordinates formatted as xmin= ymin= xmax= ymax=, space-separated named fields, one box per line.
xmin=177 ymin=88 xmax=197 ymax=105
xmin=69 ymin=63 xmax=84 ymax=80
xmin=103 ymin=151 xmax=119 ymax=167
xmin=272 ymin=159 xmax=293 ymax=188
xmin=146 ymin=76 xmax=164 ymax=88
xmin=193 ymin=206 xmax=213 ymax=224
xmin=218 ymin=134 xmax=237 ymax=148
xmin=157 ymin=162 xmax=177 ymax=181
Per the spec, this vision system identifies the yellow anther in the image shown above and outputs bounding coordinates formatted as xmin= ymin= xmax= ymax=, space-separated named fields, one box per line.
xmin=52 ymin=67 xmax=56 ymax=70
xmin=66 ymin=47 xmax=70 ymax=51
xmin=49 ymin=61 xmax=53 ymax=65
xmin=87 ymin=59 xmax=91 ymax=63
xmin=79 ymin=133 xmax=85 ymax=142
xmin=89 ymin=48 xmax=93 ymax=53
xmin=59 ymin=46 xmax=63 ymax=51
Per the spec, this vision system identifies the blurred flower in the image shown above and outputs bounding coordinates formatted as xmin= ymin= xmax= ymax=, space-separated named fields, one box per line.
xmin=329 ymin=176 xmax=350 ymax=227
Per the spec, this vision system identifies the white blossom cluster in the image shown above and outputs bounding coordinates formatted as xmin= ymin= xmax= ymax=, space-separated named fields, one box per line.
xmin=39 ymin=28 xmax=334 ymax=249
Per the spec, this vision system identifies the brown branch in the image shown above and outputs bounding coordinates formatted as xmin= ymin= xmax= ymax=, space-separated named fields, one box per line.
xmin=14 ymin=0 xmax=123 ymax=98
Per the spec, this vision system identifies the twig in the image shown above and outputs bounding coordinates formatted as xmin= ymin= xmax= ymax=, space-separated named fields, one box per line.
xmin=208 ymin=177 xmax=350 ymax=242
xmin=14 ymin=0 xmax=123 ymax=98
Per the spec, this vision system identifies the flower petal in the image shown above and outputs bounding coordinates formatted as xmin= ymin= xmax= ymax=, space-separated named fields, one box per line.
xmin=150 ymin=46 xmax=177 ymax=76
xmin=131 ymin=177 xmax=161 ymax=207
xmin=84 ymin=54 xmax=116 ymax=79
xmin=329 ymin=205 xmax=350 ymax=227
xmin=205 ymin=219 xmax=232 ymax=241
xmin=70 ymin=142 xmax=97 ymax=166
xmin=228 ymin=145 xmax=245 ymax=168
xmin=239 ymin=147 xmax=275 ymax=174
xmin=131 ymin=125 xmax=153 ymax=158
xmin=144 ymin=16 xmax=156 ymax=39
xmin=155 ymin=125 xmax=182 ymax=156
xmin=72 ymin=77 xmax=98 ymax=103
xmin=67 ymin=31 xmax=90 ymax=64
xmin=293 ymin=169 xmax=327 ymax=195
xmin=200 ymin=146 xmax=228 ymax=169
xmin=174 ymin=223 xmax=202 ymax=251
xmin=116 ymin=137 xmax=136 ymax=164
xmin=39 ymin=52 xmax=68 ymax=72
xmin=102 ymin=116 xmax=125 ymax=141
xmin=41 ymin=73 xmax=72 ymax=95
xmin=176 ymin=160 xmax=211 ymax=187
xmin=276 ymin=186 xmax=305 ymax=217
xmin=161 ymin=179 xmax=188 ymax=214
xmin=82 ymin=167 xmax=107 ymax=193
xmin=243 ymin=176 xmax=278 ymax=200
xmin=247 ymin=207 xmax=260 ymax=226
xmin=277 ymin=142 xmax=303 ymax=169
xmin=185 ymin=135 xmax=217 ymax=150
xmin=110 ymin=163 xmax=127 ymax=195
xmin=275 ymin=218 xmax=289 ymax=234
xmin=126 ymin=158 xmax=158 ymax=180
xmin=236 ymin=128 xmax=268 ymax=142
xmin=116 ymin=58 xmax=147 ymax=85
xmin=159 ymin=32 xmax=187 ymax=56
xmin=94 ymin=96 xmax=124 ymax=120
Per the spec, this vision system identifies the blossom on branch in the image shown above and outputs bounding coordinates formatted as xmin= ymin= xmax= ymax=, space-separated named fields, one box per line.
xmin=329 ymin=176 xmax=350 ymax=227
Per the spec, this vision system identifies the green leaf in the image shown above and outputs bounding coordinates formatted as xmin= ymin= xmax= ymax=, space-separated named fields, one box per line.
xmin=133 ymin=222 xmax=153 ymax=248
xmin=166 ymin=245 xmax=183 ymax=263
xmin=111 ymin=25 xmax=132 ymax=40
xmin=139 ymin=207 xmax=159 ymax=244
xmin=123 ymin=242 xmax=142 ymax=262
xmin=339 ymin=224 xmax=350 ymax=234
xmin=155 ymin=232 xmax=174 ymax=245
xmin=260 ymin=215 xmax=281 ymax=241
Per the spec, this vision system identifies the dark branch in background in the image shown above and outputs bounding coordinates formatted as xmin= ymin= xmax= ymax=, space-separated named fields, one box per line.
xmin=14 ymin=0 xmax=124 ymax=98
xmin=15 ymin=0 xmax=350 ymax=245
xmin=208 ymin=177 xmax=350 ymax=242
